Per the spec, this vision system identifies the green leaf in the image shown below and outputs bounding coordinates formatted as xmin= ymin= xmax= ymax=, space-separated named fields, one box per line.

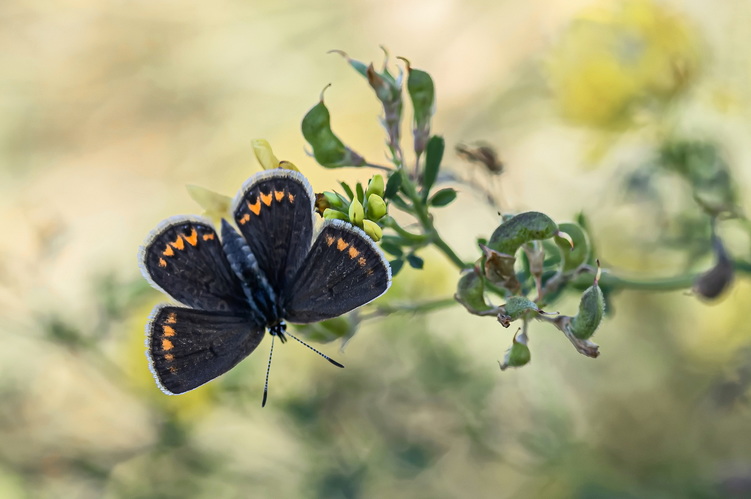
xmin=422 ymin=136 xmax=444 ymax=200
xmin=390 ymin=259 xmax=405 ymax=276
xmin=339 ymin=181 xmax=355 ymax=201
xmin=355 ymin=182 xmax=365 ymax=203
xmin=385 ymin=171 xmax=403 ymax=199
xmin=406 ymin=254 xmax=424 ymax=269
xmin=429 ymin=188 xmax=457 ymax=207
xmin=389 ymin=194 xmax=410 ymax=211
xmin=380 ymin=241 xmax=404 ymax=257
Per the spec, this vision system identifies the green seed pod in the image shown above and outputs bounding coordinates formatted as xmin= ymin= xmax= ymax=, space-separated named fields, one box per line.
xmin=570 ymin=264 xmax=605 ymax=340
xmin=454 ymin=267 xmax=496 ymax=315
xmin=366 ymin=194 xmax=387 ymax=221
xmin=348 ymin=197 xmax=364 ymax=226
xmin=362 ymin=219 xmax=383 ymax=242
xmin=366 ymin=174 xmax=385 ymax=198
xmin=487 ymin=211 xmax=559 ymax=256
xmin=301 ymin=86 xmax=366 ymax=168
xmin=399 ymin=57 xmax=435 ymax=158
xmin=499 ymin=331 xmax=531 ymax=370
xmin=555 ymin=222 xmax=590 ymax=273
xmin=497 ymin=296 xmax=540 ymax=328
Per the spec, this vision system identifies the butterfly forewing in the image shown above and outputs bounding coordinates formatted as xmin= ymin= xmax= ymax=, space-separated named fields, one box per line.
xmin=140 ymin=217 xmax=251 ymax=313
xmin=232 ymin=170 xmax=315 ymax=296
xmin=283 ymin=220 xmax=392 ymax=323
xmin=146 ymin=305 xmax=266 ymax=394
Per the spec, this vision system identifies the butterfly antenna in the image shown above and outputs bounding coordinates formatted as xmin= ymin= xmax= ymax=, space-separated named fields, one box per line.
xmin=262 ymin=334 xmax=276 ymax=407
xmin=284 ymin=330 xmax=345 ymax=368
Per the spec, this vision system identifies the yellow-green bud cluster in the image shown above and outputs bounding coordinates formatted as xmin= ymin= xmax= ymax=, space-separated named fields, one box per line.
xmin=321 ymin=174 xmax=388 ymax=242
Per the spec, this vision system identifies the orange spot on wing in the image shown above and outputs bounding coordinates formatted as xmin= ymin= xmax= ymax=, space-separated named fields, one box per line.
xmin=170 ymin=236 xmax=185 ymax=251
xmin=169 ymin=366 xmax=178 ymax=374
xmin=203 ymin=233 xmax=215 ymax=241
xmin=274 ymin=190 xmax=285 ymax=201
xmin=336 ymin=238 xmax=349 ymax=251
xmin=165 ymin=354 xmax=174 ymax=361
xmin=348 ymin=246 xmax=360 ymax=259
xmin=163 ymin=245 xmax=174 ymax=256
xmin=158 ymin=258 xmax=167 ymax=267
xmin=260 ymin=192 xmax=273 ymax=206
xmin=366 ymin=268 xmax=374 ymax=276
xmin=162 ymin=339 xmax=174 ymax=351
xmin=162 ymin=325 xmax=176 ymax=337
xmin=166 ymin=312 xmax=177 ymax=323
xmin=288 ymin=193 xmax=295 ymax=203
xmin=247 ymin=200 xmax=261 ymax=215
xmin=358 ymin=257 xmax=367 ymax=267
xmin=326 ymin=235 xmax=335 ymax=246
xmin=184 ymin=228 xmax=198 ymax=246
xmin=239 ymin=213 xmax=250 ymax=225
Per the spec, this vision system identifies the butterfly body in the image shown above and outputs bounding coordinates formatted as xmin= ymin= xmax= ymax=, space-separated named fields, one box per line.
xmin=139 ymin=169 xmax=391 ymax=396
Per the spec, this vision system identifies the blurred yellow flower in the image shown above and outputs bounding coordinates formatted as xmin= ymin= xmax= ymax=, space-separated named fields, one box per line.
xmin=186 ymin=184 xmax=232 ymax=225
xmin=546 ymin=0 xmax=702 ymax=128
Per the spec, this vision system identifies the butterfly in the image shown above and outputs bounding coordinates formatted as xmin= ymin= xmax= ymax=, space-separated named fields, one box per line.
xmin=139 ymin=169 xmax=391 ymax=405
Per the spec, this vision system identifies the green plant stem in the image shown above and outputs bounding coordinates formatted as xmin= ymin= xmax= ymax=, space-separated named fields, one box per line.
xmin=360 ymin=297 xmax=457 ymax=320
xmin=364 ymin=162 xmax=393 ymax=172
xmin=399 ymin=172 xmax=469 ymax=270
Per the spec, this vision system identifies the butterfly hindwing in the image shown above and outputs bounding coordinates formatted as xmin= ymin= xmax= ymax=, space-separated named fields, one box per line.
xmin=283 ymin=219 xmax=392 ymax=323
xmin=140 ymin=216 xmax=251 ymax=313
xmin=146 ymin=305 xmax=266 ymax=394
xmin=232 ymin=169 xmax=315 ymax=296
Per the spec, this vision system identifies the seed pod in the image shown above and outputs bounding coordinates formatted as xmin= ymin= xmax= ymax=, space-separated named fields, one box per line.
xmin=497 ymin=296 xmax=540 ymax=328
xmin=454 ymin=267 xmax=496 ymax=315
xmin=499 ymin=330 xmax=531 ymax=370
xmin=362 ymin=219 xmax=383 ymax=242
xmin=400 ymin=57 xmax=435 ymax=159
xmin=570 ymin=263 xmax=605 ymax=340
xmin=366 ymin=194 xmax=387 ymax=221
xmin=693 ymin=232 xmax=734 ymax=300
xmin=555 ymin=222 xmax=590 ymax=273
xmin=481 ymin=244 xmax=519 ymax=293
xmin=487 ymin=212 xmax=559 ymax=256
xmin=348 ymin=197 xmax=364 ymax=226
xmin=302 ymin=86 xmax=366 ymax=168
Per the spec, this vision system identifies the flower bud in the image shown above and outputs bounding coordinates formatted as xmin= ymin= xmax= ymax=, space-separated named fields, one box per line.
xmin=499 ymin=330 xmax=531 ymax=370
xmin=362 ymin=219 xmax=383 ymax=242
xmin=278 ymin=160 xmax=299 ymax=172
xmin=366 ymin=194 xmax=387 ymax=221
xmin=251 ymin=139 xmax=280 ymax=170
xmin=348 ymin=197 xmax=364 ymax=226
xmin=323 ymin=208 xmax=349 ymax=221
xmin=366 ymin=175 xmax=385 ymax=198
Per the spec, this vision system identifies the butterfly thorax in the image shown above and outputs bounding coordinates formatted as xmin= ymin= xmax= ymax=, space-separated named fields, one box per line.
xmin=220 ymin=219 xmax=283 ymax=325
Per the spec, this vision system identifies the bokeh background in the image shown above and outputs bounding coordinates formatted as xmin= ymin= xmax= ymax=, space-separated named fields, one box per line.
xmin=2 ymin=0 xmax=751 ymax=497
